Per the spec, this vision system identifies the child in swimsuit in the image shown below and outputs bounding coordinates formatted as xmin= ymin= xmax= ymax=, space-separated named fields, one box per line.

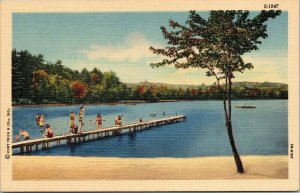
xmin=115 ymin=115 xmax=122 ymax=126
xmin=44 ymin=124 xmax=54 ymax=138
xmin=15 ymin=129 xmax=30 ymax=141
xmin=96 ymin=114 xmax=102 ymax=129
xmin=69 ymin=112 xmax=76 ymax=133
xmin=35 ymin=114 xmax=40 ymax=125
xmin=39 ymin=115 xmax=45 ymax=132
xmin=78 ymin=106 xmax=86 ymax=132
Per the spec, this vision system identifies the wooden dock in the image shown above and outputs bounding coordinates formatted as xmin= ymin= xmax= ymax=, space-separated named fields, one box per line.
xmin=12 ymin=115 xmax=186 ymax=154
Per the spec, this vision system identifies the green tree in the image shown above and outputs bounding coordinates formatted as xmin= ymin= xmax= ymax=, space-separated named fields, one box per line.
xmin=32 ymin=70 xmax=50 ymax=104
xmin=90 ymin=67 xmax=103 ymax=84
xmin=150 ymin=10 xmax=281 ymax=173
xmin=102 ymin=71 xmax=120 ymax=89
xmin=48 ymin=74 xmax=73 ymax=103
xmin=12 ymin=49 xmax=44 ymax=104
xmin=80 ymin=68 xmax=91 ymax=84
xmin=12 ymin=49 xmax=24 ymax=102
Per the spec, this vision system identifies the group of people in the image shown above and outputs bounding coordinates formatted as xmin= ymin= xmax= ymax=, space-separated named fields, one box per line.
xmin=15 ymin=104 xmax=130 ymax=142
xmin=35 ymin=114 xmax=54 ymax=138
xmin=16 ymin=112 xmax=56 ymax=141
xmin=69 ymin=105 xmax=107 ymax=134
xmin=150 ymin=112 xmax=166 ymax=117
xmin=69 ymin=104 xmax=88 ymax=134
xmin=69 ymin=105 xmax=125 ymax=134
xmin=15 ymin=123 xmax=54 ymax=142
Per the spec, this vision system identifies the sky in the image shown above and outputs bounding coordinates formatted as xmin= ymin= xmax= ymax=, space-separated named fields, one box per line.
xmin=13 ymin=11 xmax=288 ymax=85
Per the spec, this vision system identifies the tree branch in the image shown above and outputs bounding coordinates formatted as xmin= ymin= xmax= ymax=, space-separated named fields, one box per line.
xmin=209 ymin=69 xmax=229 ymax=123
xmin=228 ymin=74 xmax=232 ymax=121
xmin=209 ymin=69 xmax=224 ymax=93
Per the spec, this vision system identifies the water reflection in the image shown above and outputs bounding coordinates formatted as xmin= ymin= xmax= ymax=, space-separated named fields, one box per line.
xmin=69 ymin=144 xmax=77 ymax=153
xmin=128 ymin=132 xmax=137 ymax=147
xmin=117 ymin=134 xmax=123 ymax=142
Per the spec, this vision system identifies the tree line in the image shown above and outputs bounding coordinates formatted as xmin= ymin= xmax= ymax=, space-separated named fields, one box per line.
xmin=12 ymin=49 xmax=287 ymax=105
xmin=129 ymin=81 xmax=288 ymax=102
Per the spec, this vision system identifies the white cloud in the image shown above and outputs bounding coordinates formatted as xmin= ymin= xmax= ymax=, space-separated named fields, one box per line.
xmin=78 ymin=32 xmax=160 ymax=62
xmin=68 ymin=51 xmax=287 ymax=86
xmin=72 ymin=34 xmax=287 ymax=85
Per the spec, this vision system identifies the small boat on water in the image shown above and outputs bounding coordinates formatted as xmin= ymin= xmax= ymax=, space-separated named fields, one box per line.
xmin=235 ymin=104 xmax=256 ymax=109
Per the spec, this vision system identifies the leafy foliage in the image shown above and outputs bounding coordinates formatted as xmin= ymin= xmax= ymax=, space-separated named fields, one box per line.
xmin=12 ymin=49 xmax=129 ymax=105
xmin=150 ymin=10 xmax=281 ymax=86
xmin=71 ymin=81 xmax=87 ymax=98
xmin=128 ymin=82 xmax=287 ymax=101
xmin=12 ymin=49 xmax=286 ymax=106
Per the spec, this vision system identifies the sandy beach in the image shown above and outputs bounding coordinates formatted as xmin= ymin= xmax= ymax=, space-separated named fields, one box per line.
xmin=13 ymin=155 xmax=288 ymax=180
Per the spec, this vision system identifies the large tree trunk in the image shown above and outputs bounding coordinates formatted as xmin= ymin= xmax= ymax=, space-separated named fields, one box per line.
xmin=226 ymin=120 xmax=244 ymax=173
xmin=216 ymin=73 xmax=244 ymax=173
xmin=226 ymin=76 xmax=244 ymax=173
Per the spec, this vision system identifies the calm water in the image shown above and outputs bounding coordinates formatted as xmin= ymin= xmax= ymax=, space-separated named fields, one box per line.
xmin=12 ymin=100 xmax=288 ymax=157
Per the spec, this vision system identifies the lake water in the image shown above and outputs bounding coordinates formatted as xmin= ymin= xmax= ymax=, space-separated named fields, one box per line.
xmin=12 ymin=100 xmax=288 ymax=157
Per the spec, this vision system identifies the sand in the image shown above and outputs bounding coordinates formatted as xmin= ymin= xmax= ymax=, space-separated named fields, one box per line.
xmin=13 ymin=155 xmax=288 ymax=180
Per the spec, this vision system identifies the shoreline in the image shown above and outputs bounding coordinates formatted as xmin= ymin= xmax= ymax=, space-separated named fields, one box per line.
xmin=13 ymin=155 xmax=288 ymax=180
xmin=13 ymin=99 xmax=288 ymax=108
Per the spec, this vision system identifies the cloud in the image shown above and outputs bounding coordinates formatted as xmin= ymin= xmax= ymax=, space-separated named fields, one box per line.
xmin=68 ymin=51 xmax=287 ymax=85
xmin=78 ymin=32 xmax=160 ymax=62
xmin=73 ymin=34 xmax=287 ymax=85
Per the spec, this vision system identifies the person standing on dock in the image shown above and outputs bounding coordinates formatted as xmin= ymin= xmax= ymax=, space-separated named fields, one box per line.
xmin=70 ymin=111 xmax=76 ymax=127
xmin=78 ymin=104 xmax=86 ymax=133
xmin=69 ymin=111 xmax=77 ymax=134
xmin=96 ymin=113 xmax=103 ymax=129
xmin=44 ymin=124 xmax=54 ymax=138
xmin=115 ymin=115 xmax=122 ymax=126
xmin=15 ymin=129 xmax=30 ymax=141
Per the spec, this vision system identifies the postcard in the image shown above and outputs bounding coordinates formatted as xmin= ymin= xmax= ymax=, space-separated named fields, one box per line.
xmin=0 ymin=0 xmax=299 ymax=191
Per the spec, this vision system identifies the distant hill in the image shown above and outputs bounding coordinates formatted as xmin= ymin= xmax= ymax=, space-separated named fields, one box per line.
xmin=126 ymin=81 xmax=288 ymax=100
xmin=127 ymin=81 xmax=288 ymax=89
xmin=232 ymin=81 xmax=287 ymax=88
xmin=126 ymin=81 xmax=201 ymax=89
